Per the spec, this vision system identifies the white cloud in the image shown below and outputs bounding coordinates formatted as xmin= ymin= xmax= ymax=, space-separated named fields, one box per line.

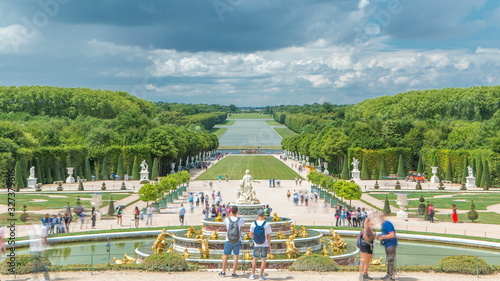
xmin=358 ymin=0 xmax=369 ymax=9
xmin=0 ymin=24 xmax=36 ymax=54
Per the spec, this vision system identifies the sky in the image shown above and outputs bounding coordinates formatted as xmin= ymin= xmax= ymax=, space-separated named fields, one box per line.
xmin=0 ymin=0 xmax=499 ymax=107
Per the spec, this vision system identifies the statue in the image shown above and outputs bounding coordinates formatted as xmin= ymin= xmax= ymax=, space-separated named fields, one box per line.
xmin=320 ymin=245 xmax=330 ymax=256
xmin=151 ymin=228 xmax=170 ymax=253
xmin=29 ymin=166 xmax=36 ymax=178
xmin=186 ymin=226 xmax=195 ymax=238
xmin=244 ymin=250 xmax=252 ymax=260
xmin=215 ymin=212 xmax=223 ymax=222
xmin=276 ymin=230 xmax=286 ymax=239
xmin=267 ymin=252 xmax=275 ymax=259
xmin=238 ymin=170 xmax=260 ymax=204
xmin=272 ymin=212 xmax=280 ymax=222
xmin=299 ymin=226 xmax=308 ymax=238
xmin=370 ymin=256 xmax=385 ymax=266
xmin=285 ymin=236 xmax=299 ymax=258
xmin=304 ymin=247 xmax=313 ymax=256
xmin=195 ymin=229 xmax=204 ymax=240
xmin=209 ymin=230 xmax=219 ymax=240
xmin=351 ymin=157 xmax=359 ymax=171
xmin=467 ymin=166 xmax=474 ymax=177
xmin=182 ymin=248 xmax=191 ymax=258
xmin=197 ymin=235 xmax=210 ymax=259
xmin=113 ymin=253 xmax=136 ymax=264
xmin=140 ymin=160 xmax=148 ymax=172
xmin=167 ymin=245 xmax=174 ymax=253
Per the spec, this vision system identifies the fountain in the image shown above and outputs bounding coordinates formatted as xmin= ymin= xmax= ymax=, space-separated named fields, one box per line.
xmin=135 ymin=170 xmax=359 ymax=267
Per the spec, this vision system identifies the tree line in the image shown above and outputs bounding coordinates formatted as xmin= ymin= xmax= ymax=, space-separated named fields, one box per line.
xmin=276 ymin=86 xmax=500 ymax=188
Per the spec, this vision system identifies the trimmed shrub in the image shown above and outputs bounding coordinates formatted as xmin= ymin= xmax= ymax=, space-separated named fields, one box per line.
xmin=0 ymin=254 xmax=51 ymax=275
xmin=142 ymin=253 xmax=187 ymax=271
xmin=289 ymin=254 xmax=339 ymax=272
xmin=415 ymin=180 xmax=422 ymax=190
xmin=437 ymin=255 xmax=491 ymax=275
xmin=468 ymin=201 xmax=478 ymax=222
xmin=383 ymin=195 xmax=391 ymax=215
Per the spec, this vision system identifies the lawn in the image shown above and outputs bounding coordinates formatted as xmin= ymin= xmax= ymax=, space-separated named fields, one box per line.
xmin=217 ymin=120 xmax=235 ymax=126
xmin=7 ymin=193 xmax=132 ymax=212
xmin=217 ymin=146 xmax=282 ymax=149
xmin=227 ymin=113 xmax=273 ymax=119
xmin=435 ymin=212 xmax=500 ymax=224
xmin=209 ymin=127 xmax=227 ymax=138
xmin=265 ymin=120 xmax=283 ymax=126
xmin=368 ymin=192 xmax=500 ymax=211
xmin=274 ymin=127 xmax=297 ymax=139
xmin=196 ymin=155 xmax=303 ymax=180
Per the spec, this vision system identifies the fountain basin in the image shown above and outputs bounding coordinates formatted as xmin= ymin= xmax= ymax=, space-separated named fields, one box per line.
xmin=202 ymin=217 xmax=294 ymax=236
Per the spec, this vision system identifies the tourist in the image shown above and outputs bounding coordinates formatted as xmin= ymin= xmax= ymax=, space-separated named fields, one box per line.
xmin=201 ymin=194 xmax=205 ymax=204
xmin=346 ymin=209 xmax=352 ymax=227
xmin=190 ymin=201 xmax=195 ymax=214
xmin=351 ymin=209 xmax=358 ymax=227
xmin=295 ymin=177 xmax=298 ymax=186
xmin=299 ymin=192 xmax=304 ymax=205
xmin=219 ymin=205 xmax=245 ymax=278
xmin=226 ymin=174 xmax=229 ymax=182
xmin=293 ymin=191 xmax=299 ymax=206
xmin=63 ymin=213 xmax=71 ymax=233
xmin=377 ymin=213 xmax=398 ymax=280
xmin=41 ymin=213 xmax=50 ymax=229
xmin=211 ymin=204 xmax=217 ymax=217
xmin=134 ymin=206 xmax=140 ymax=228
xmin=29 ymin=219 xmax=50 ymax=280
xmin=116 ymin=206 xmax=123 ymax=226
xmin=286 ymin=190 xmax=291 ymax=201
xmin=196 ymin=195 xmax=200 ymax=207
xmin=146 ymin=205 xmax=154 ymax=226
xmin=299 ymin=179 xmax=302 ymax=186
xmin=335 ymin=207 xmax=342 ymax=226
xmin=358 ymin=217 xmax=376 ymax=281
xmin=90 ymin=207 xmax=96 ymax=229
xmin=451 ymin=204 xmax=458 ymax=223
xmin=304 ymin=192 xmax=309 ymax=206
xmin=249 ymin=209 xmax=272 ymax=280
xmin=264 ymin=205 xmax=272 ymax=217
xmin=203 ymin=204 xmax=210 ymax=218
xmin=428 ymin=203 xmax=435 ymax=223
xmin=341 ymin=208 xmax=346 ymax=226
xmin=361 ymin=208 xmax=368 ymax=226
xmin=269 ymin=178 xmax=272 ymax=187
xmin=277 ymin=179 xmax=281 ymax=187
xmin=179 ymin=204 xmax=186 ymax=226
xmin=79 ymin=211 xmax=85 ymax=229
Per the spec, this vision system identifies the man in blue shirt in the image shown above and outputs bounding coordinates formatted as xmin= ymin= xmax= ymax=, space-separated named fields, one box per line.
xmin=377 ymin=214 xmax=398 ymax=280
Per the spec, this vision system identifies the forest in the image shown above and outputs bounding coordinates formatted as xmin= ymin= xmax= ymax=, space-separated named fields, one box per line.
xmin=0 ymin=86 xmax=224 ymax=186
xmin=276 ymin=86 xmax=500 ymax=187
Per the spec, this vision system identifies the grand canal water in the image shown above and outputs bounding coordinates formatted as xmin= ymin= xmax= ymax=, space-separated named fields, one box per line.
xmin=218 ymin=119 xmax=283 ymax=147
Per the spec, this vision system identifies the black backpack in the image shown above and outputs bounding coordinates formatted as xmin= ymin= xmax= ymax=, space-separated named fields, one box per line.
xmin=227 ymin=217 xmax=241 ymax=244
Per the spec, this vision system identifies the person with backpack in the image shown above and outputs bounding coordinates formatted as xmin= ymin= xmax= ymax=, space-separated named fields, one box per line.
xmin=377 ymin=213 xmax=398 ymax=281
xmin=357 ymin=217 xmax=376 ymax=280
xmin=249 ymin=209 xmax=272 ymax=280
xmin=264 ymin=205 xmax=272 ymax=217
xmin=219 ymin=205 xmax=245 ymax=278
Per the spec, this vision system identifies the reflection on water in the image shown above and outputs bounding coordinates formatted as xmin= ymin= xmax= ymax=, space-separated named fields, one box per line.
xmin=13 ymin=238 xmax=500 ymax=266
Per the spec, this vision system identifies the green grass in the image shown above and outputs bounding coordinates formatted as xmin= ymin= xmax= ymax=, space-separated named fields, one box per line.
xmin=195 ymin=155 xmax=302 ymax=180
xmin=209 ymin=127 xmax=227 ymax=138
xmin=368 ymin=192 xmax=500 ymax=211
xmin=265 ymin=120 xmax=283 ymax=126
xmin=274 ymin=127 xmax=297 ymax=139
xmin=217 ymin=120 xmax=235 ymax=126
xmin=227 ymin=113 xmax=273 ymax=119
xmin=4 ymin=193 xmax=132 ymax=211
xmin=217 ymin=146 xmax=282 ymax=149
xmin=435 ymin=212 xmax=500 ymax=224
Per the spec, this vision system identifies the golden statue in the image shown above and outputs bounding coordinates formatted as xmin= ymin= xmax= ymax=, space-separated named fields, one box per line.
xmin=243 ymin=232 xmax=251 ymax=240
xmin=285 ymin=236 xmax=299 ymax=258
xmin=327 ymin=229 xmax=347 ymax=255
xmin=304 ymin=247 xmax=313 ymax=256
xmin=276 ymin=230 xmax=286 ymax=239
xmin=197 ymin=235 xmax=210 ymax=259
xmin=320 ymin=245 xmax=330 ymax=256
xmin=151 ymin=228 xmax=170 ymax=253
xmin=319 ymin=237 xmax=325 ymax=244
xmin=209 ymin=230 xmax=219 ymax=240
xmin=268 ymin=252 xmax=275 ymax=259
xmin=370 ymin=256 xmax=385 ymax=266
xmin=182 ymin=248 xmax=191 ymax=258
xmin=215 ymin=212 xmax=223 ymax=222
xmin=299 ymin=226 xmax=308 ymax=238
xmin=195 ymin=229 xmax=204 ymax=240
xmin=244 ymin=250 xmax=252 ymax=260
xmin=167 ymin=245 xmax=174 ymax=253
xmin=113 ymin=253 xmax=136 ymax=264
xmin=186 ymin=226 xmax=195 ymax=238
xmin=291 ymin=224 xmax=298 ymax=237
xmin=273 ymin=212 xmax=280 ymax=222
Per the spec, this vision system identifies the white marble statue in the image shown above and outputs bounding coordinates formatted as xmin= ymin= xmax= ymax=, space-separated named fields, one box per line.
xmin=467 ymin=166 xmax=474 ymax=178
xmin=351 ymin=157 xmax=360 ymax=171
xmin=29 ymin=166 xmax=36 ymax=178
xmin=140 ymin=160 xmax=148 ymax=172
xmin=238 ymin=170 xmax=260 ymax=204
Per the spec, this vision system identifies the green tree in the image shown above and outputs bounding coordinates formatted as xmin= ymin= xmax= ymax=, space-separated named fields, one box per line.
xmin=378 ymin=158 xmax=387 ymax=180
xmin=116 ymin=154 xmax=124 ymax=179
xmin=138 ymin=183 xmax=160 ymax=204
xmin=339 ymin=181 xmax=362 ymax=206
xmin=132 ymin=156 xmax=140 ymax=180
xmin=461 ymin=157 xmax=469 ymax=183
xmin=84 ymin=158 xmax=92 ymax=180
xmin=397 ymin=155 xmax=405 ymax=179
xmin=34 ymin=158 xmax=42 ymax=180
xmin=45 ymin=166 xmax=53 ymax=183
xmin=383 ymin=195 xmax=391 ymax=215
xmin=14 ymin=161 xmax=25 ymax=189
xmin=108 ymin=196 xmax=115 ymax=216
xmin=416 ymin=155 xmax=424 ymax=174
xmin=151 ymin=158 xmax=159 ymax=180
xmin=482 ymin=160 xmax=491 ymax=190
xmin=360 ymin=158 xmax=370 ymax=180
xmin=445 ymin=157 xmax=453 ymax=182
xmin=101 ymin=158 xmax=109 ymax=180
xmin=53 ymin=159 xmax=62 ymax=182
xmin=341 ymin=156 xmax=350 ymax=180
xmin=476 ymin=158 xmax=483 ymax=187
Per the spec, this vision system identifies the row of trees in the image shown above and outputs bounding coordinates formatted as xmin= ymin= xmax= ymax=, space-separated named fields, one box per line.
xmin=277 ymin=86 xmax=500 ymax=187
xmin=138 ymin=171 xmax=191 ymax=204
xmin=307 ymin=170 xmax=362 ymax=206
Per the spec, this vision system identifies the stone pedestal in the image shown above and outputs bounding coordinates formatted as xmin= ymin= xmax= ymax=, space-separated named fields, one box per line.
xmin=229 ymin=203 xmax=265 ymax=220
xmin=140 ymin=171 xmax=149 ymax=181
xmin=396 ymin=193 xmax=408 ymax=219
xmin=351 ymin=171 xmax=361 ymax=181
xmin=66 ymin=176 xmax=75 ymax=184
xmin=66 ymin=167 xmax=75 ymax=184
xmin=430 ymin=175 xmax=440 ymax=183
xmin=27 ymin=178 xmax=37 ymax=188
xmin=466 ymin=176 xmax=476 ymax=188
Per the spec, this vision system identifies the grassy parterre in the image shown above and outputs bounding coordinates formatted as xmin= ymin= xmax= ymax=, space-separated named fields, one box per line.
xmin=217 ymin=120 xmax=235 ymax=126
xmin=209 ymin=127 xmax=227 ymax=138
xmin=196 ymin=155 xmax=303 ymax=180
xmin=265 ymin=120 xmax=283 ymax=126
xmin=274 ymin=127 xmax=297 ymax=139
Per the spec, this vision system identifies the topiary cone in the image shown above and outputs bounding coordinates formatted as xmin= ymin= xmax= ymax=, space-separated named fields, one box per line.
xmin=383 ymin=195 xmax=391 ymax=215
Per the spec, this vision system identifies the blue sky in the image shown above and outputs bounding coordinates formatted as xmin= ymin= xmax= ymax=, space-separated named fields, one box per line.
xmin=0 ymin=0 xmax=499 ymax=106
